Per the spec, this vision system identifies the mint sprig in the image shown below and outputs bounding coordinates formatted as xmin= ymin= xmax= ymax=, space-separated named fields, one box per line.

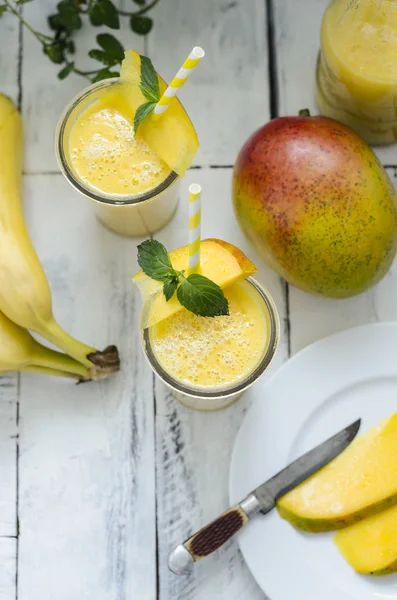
xmin=134 ymin=55 xmax=161 ymax=132
xmin=139 ymin=55 xmax=160 ymax=102
xmin=177 ymin=274 xmax=229 ymax=317
xmin=137 ymin=239 xmax=230 ymax=318
xmin=136 ymin=239 xmax=174 ymax=282
xmin=163 ymin=278 xmax=178 ymax=302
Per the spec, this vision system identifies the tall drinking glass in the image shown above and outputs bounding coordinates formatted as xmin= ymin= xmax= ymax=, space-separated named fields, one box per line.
xmin=56 ymin=78 xmax=180 ymax=237
xmin=141 ymin=277 xmax=279 ymax=411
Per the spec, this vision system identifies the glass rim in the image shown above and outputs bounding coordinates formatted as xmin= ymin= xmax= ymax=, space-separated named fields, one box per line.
xmin=141 ymin=276 xmax=280 ymax=400
xmin=55 ymin=77 xmax=179 ymax=206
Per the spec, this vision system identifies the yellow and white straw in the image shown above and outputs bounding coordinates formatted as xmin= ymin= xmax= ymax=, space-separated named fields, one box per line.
xmin=153 ymin=47 xmax=205 ymax=116
xmin=189 ymin=183 xmax=202 ymax=272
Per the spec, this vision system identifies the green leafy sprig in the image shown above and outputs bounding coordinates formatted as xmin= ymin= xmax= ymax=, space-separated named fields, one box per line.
xmin=137 ymin=239 xmax=230 ymax=318
xmin=0 ymin=0 xmax=160 ymax=83
xmin=133 ymin=54 xmax=160 ymax=131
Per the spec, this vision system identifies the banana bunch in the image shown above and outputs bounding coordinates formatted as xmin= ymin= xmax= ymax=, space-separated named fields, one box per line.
xmin=0 ymin=94 xmax=120 ymax=381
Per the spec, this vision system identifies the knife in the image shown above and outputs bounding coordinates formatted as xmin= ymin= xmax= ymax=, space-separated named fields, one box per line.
xmin=168 ymin=418 xmax=361 ymax=575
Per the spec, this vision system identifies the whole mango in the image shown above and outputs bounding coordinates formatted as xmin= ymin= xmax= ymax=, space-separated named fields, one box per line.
xmin=233 ymin=114 xmax=397 ymax=298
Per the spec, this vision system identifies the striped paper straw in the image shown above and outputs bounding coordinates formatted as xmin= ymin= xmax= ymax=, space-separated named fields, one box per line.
xmin=153 ymin=47 xmax=205 ymax=116
xmin=189 ymin=183 xmax=202 ymax=272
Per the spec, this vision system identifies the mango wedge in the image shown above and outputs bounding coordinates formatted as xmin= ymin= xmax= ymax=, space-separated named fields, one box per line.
xmin=335 ymin=504 xmax=397 ymax=575
xmin=120 ymin=50 xmax=199 ymax=176
xmin=133 ymin=239 xmax=257 ymax=328
xmin=277 ymin=413 xmax=397 ymax=532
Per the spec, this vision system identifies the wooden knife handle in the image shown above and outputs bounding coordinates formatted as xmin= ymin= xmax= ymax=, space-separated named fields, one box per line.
xmin=168 ymin=495 xmax=261 ymax=575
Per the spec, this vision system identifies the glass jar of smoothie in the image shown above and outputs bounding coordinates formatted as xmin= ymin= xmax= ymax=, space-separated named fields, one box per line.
xmin=316 ymin=0 xmax=397 ymax=145
xmin=141 ymin=277 xmax=279 ymax=411
xmin=56 ymin=78 xmax=180 ymax=237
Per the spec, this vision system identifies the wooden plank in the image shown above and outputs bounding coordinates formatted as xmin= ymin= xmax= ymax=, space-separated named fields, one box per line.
xmin=0 ymin=375 xmax=17 ymax=538
xmin=18 ymin=174 xmax=155 ymax=600
xmin=148 ymin=0 xmax=270 ymax=166
xmin=0 ymin=8 xmax=20 ymax=591
xmin=0 ymin=10 xmax=19 ymax=103
xmin=21 ymin=0 xmax=145 ymax=173
xmin=273 ymin=0 xmax=397 ymax=354
xmin=272 ymin=0 xmax=397 ymax=165
xmin=0 ymin=539 xmax=16 ymax=600
xmin=154 ymin=168 xmax=286 ymax=599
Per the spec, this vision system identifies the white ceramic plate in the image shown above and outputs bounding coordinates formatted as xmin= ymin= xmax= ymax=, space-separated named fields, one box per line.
xmin=229 ymin=322 xmax=397 ymax=600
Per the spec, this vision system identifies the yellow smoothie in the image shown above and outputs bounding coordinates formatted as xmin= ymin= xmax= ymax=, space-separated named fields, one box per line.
xmin=67 ymin=87 xmax=171 ymax=197
xmin=316 ymin=0 xmax=397 ymax=144
xmin=149 ymin=280 xmax=269 ymax=390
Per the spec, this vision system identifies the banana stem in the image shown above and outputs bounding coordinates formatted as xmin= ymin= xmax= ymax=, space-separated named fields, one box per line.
xmin=41 ymin=318 xmax=120 ymax=374
xmin=39 ymin=318 xmax=100 ymax=368
xmin=30 ymin=341 xmax=92 ymax=378
xmin=23 ymin=365 xmax=85 ymax=380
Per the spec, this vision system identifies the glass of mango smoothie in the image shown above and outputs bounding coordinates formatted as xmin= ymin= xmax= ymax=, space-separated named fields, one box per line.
xmin=134 ymin=239 xmax=279 ymax=411
xmin=316 ymin=0 xmax=397 ymax=146
xmin=55 ymin=50 xmax=200 ymax=236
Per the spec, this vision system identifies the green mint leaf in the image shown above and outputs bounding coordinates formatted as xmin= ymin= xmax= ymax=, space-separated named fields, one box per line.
xmin=89 ymin=0 xmax=120 ymax=29
xmin=134 ymin=101 xmax=156 ymax=133
xmin=163 ymin=277 xmax=178 ymax=302
xmin=0 ymin=5 xmax=8 ymax=16
xmin=48 ymin=13 xmax=62 ymax=30
xmin=139 ymin=55 xmax=160 ymax=103
xmin=130 ymin=14 xmax=153 ymax=35
xmin=58 ymin=62 xmax=74 ymax=80
xmin=89 ymin=49 xmax=118 ymax=67
xmin=56 ymin=0 xmax=82 ymax=30
xmin=66 ymin=40 xmax=75 ymax=54
xmin=137 ymin=239 xmax=173 ymax=282
xmin=97 ymin=33 xmax=124 ymax=63
xmin=91 ymin=68 xmax=119 ymax=83
xmin=177 ymin=274 xmax=229 ymax=318
xmin=43 ymin=43 xmax=64 ymax=64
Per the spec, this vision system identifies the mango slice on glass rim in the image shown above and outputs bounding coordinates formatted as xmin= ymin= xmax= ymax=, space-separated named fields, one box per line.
xmin=120 ymin=49 xmax=199 ymax=177
xmin=132 ymin=239 xmax=257 ymax=329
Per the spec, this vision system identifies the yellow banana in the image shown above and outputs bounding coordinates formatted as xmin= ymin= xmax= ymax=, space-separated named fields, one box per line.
xmin=23 ymin=366 xmax=84 ymax=380
xmin=0 ymin=94 xmax=119 ymax=374
xmin=0 ymin=309 xmax=90 ymax=379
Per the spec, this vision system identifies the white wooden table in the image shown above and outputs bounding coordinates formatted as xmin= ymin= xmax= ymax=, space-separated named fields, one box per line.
xmin=1 ymin=1 xmax=397 ymax=598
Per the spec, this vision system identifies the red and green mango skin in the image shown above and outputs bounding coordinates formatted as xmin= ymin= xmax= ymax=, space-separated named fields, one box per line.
xmin=233 ymin=115 xmax=397 ymax=298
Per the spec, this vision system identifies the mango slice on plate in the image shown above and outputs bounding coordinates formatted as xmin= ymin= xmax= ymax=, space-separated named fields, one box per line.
xmin=120 ymin=50 xmax=199 ymax=176
xmin=335 ymin=504 xmax=397 ymax=575
xmin=277 ymin=413 xmax=397 ymax=532
xmin=133 ymin=238 xmax=257 ymax=329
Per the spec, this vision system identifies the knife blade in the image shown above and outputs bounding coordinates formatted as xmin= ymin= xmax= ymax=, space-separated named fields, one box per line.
xmin=168 ymin=418 xmax=361 ymax=575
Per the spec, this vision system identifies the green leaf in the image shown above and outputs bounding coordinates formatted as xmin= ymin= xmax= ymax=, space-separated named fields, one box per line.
xmin=89 ymin=0 xmax=120 ymax=29
xmin=133 ymin=0 xmax=146 ymax=5
xmin=66 ymin=40 xmax=75 ymax=54
xmin=16 ymin=0 xmax=33 ymax=5
xmin=58 ymin=62 xmax=74 ymax=79
xmin=134 ymin=101 xmax=156 ymax=133
xmin=137 ymin=239 xmax=173 ymax=282
xmin=130 ymin=14 xmax=153 ymax=35
xmin=91 ymin=68 xmax=118 ymax=83
xmin=89 ymin=49 xmax=118 ymax=66
xmin=177 ymin=274 xmax=229 ymax=318
xmin=56 ymin=0 xmax=82 ymax=30
xmin=0 ymin=5 xmax=8 ymax=16
xmin=97 ymin=33 xmax=124 ymax=62
xmin=163 ymin=277 xmax=178 ymax=302
xmin=44 ymin=43 xmax=64 ymax=64
xmin=48 ymin=14 xmax=62 ymax=30
xmin=139 ymin=54 xmax=159 ymax=102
